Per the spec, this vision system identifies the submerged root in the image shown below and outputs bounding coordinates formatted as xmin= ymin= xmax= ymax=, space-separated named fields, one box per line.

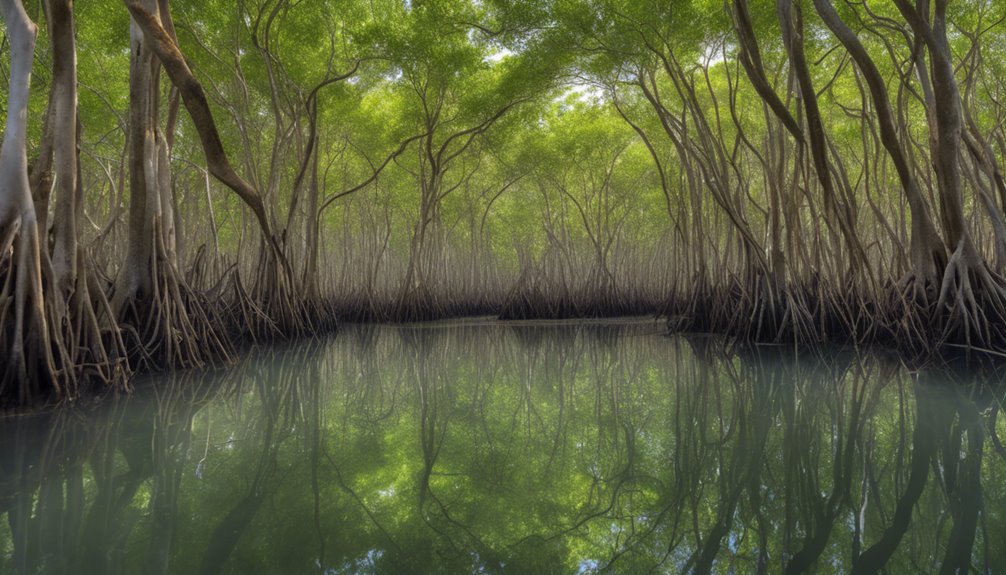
xmin=227 ymin=270 xmax=283 ymax=343
xmin=0 ymin=218 xmax=64 ymax=404
xmin=114 ymin=256 xmax=233 ymax=374
xmin=666 ymin=269 xmax=936 ymax=354
xmin=933 ymin=241 xmax=1006 ymax=353
xmin=0 ymin=218 xmax=131 ymax=404
xmin=224 ymin=247 xmax=337 ymax=343
xmin=57 ymin=253 xmax=131 ymax=393
xmin=498 ymin=267 xmax=661 ymax=320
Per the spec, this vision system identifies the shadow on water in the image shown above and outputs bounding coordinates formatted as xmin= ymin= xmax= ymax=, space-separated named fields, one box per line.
xmin=1 ymin=321 xmax=1005 ymax=574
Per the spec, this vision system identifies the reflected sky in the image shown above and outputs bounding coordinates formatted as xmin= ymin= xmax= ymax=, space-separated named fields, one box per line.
xmin=1 ymin=320 xmax=1004 ymax=574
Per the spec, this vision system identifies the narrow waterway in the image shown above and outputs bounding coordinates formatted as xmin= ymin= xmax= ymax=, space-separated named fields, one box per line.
xmin=1 ymin=320 xmax=1003 ymax=574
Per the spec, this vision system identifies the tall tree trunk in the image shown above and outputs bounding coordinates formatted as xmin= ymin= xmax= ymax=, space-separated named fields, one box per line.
xmin=776 ymin=0 xmax=865 ymax=277
xmin=895 ymin=0 xmax=968 ymax=250
xmin=730 ymin=0 xmax=804 ymax=141
xmin=48 ymin=0 xmax=79 ymax=295
xmin=110 ymin=0 xmax=232 ymax=369
xmin=812 ymin=0 xmax=946 ymax=285
xmin=303 ymin=137 xmax=321 ymax=299
xmin=125 ymin=0 xmax=306 ymax=336
xmin=114 ymin=0 xmax=161 ymax=308
xmin=0 ymin=0 xmax=59 ymax=399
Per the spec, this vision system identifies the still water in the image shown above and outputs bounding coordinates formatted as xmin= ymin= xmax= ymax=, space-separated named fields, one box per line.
xmin=1 ymin=320 xmax=1004 ymax=574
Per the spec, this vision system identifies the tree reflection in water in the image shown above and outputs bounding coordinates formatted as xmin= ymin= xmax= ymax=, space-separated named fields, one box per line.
xmin=1 ymin=321 xmax=1004 ymax=574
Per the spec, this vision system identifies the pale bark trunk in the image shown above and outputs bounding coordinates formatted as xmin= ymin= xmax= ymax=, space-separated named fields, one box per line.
xmin=48 ymin=0 xmax=79 ymax=294
xmin=29 ymin=94 xmax=56 ymax=239
xmin=157 ymin=131 xmax=177 ymax=261
xmin=115 ymin=0 xmax=160 ymax=307
xmin=123 ymin=0 xmax=286 ymax=273
xmin=303 ymin=138 xmax=321 ymax=298
xmin=0 ymin=0 xmax=58 ymax=394
xmin=0 ymin=0 xmax=35 ymax=227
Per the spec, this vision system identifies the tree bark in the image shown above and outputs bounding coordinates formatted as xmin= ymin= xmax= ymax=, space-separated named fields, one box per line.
xmin=812 ymin=0 xmax=946 ymax=283
xmin=115 ymin=0 xmax=161 ymax=307
xmin=123 ymin=0 xmax=284 ymax=268
xmin=894 ymin=0 xmax=969 ymax=250
xmin=48 ymin=0 xmax=79 ymax=294
xmin=0 ymin=0 xmax=58 ymax=397
xmin=730 ymin=0 xmax=804 ymax=141
xmin=776 ymin=0 xmax=865 ymax=276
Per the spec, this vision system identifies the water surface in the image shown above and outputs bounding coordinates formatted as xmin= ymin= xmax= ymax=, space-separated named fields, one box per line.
xmin=1 ymin=320 xmax=1004 ymax=574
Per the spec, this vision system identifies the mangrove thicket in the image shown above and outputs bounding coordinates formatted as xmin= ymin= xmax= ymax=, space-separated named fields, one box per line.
xmin=3 ymin=0 xmax=1006 ymax=404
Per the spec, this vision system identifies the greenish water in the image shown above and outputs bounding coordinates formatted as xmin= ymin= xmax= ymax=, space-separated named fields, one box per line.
xmin=1 ymin=320 xmax=1004 ymax=574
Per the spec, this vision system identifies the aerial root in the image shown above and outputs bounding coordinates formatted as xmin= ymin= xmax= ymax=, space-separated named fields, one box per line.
xmin=116 ymin=245 xmax=233 ymax=375
xmin=934 ymin=241 xmax=1006 ymax=352
xmin=230 ymin=270 xmax=281 ymax=343
xmin=0 ymin=218 xmax=61 ymax=404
